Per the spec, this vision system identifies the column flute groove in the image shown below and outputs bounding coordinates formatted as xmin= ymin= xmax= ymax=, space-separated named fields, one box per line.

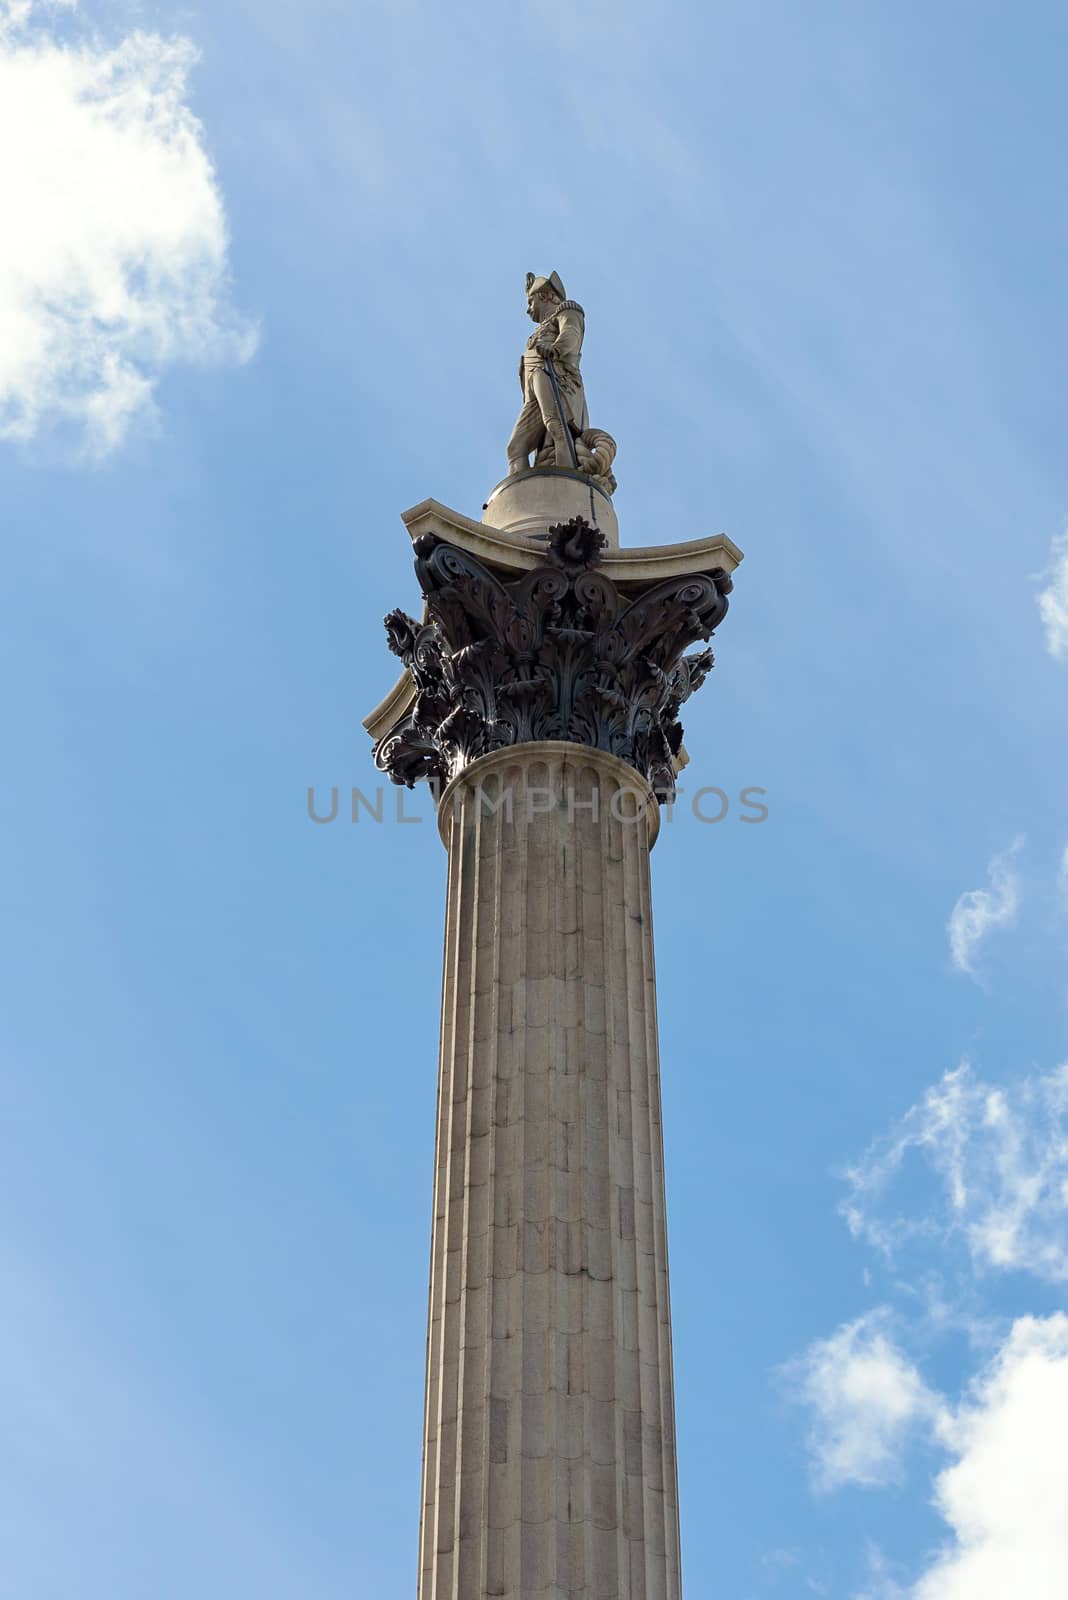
xmin=415 ymin=746 xmax=680 ymax=1599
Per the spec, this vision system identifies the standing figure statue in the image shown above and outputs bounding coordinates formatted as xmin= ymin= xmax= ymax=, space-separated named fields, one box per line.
xmin=506 ymin=271 xmax=617 ymax=492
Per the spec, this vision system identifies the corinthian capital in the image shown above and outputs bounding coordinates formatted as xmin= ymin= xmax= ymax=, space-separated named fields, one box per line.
xmin=373 ymin=516 xmax=731 ymax=802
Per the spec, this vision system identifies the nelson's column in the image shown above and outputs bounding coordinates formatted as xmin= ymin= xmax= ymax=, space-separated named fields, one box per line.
xmin=365 ymin=272 xmax=742 ymax=1598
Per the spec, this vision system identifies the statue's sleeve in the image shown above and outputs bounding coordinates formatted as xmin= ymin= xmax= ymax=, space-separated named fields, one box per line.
xmin=551 ymin=307 xmax=584 ymax=360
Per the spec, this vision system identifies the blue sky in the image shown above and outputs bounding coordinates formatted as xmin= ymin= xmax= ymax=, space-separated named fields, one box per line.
xmin=2 ymin=1 xmax=1068 ymax=1595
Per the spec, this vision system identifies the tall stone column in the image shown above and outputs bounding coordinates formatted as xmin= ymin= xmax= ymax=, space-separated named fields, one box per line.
xmin=367 ymin=500 xmax=741 ymax=1599
xmin=422 ymin=745 xmax=675 ymax=1598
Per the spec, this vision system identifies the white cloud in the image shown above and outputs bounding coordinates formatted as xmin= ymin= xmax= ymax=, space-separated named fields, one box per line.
xmin=789 ymin=1310 xmax=940 ymax=1491
xmin=1037 ymin=530 xmax=1068 ymax=662
xmin=0 ymin=0 xmax=255 ymax=458
xmin=946 ymin=839 xmax=1022 ymax=976
xmin=913 ymin=1315 xmax=1068 ymax=1600
xmin=843 ymin=1062 xmax=1068 ymax=1283
xmin=796 ymin=1314 xmax=1068 ymax=1597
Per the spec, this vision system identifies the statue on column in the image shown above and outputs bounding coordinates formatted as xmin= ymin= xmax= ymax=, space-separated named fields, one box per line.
xmin=506 ymin=271 xmax=617 ymax=492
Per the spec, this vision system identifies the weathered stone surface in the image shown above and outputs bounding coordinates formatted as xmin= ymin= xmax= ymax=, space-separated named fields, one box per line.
xmin=373 ymin=516 xmax=731 ymax=801
xmin=419 ymin=746 xmax=681 ymax=1600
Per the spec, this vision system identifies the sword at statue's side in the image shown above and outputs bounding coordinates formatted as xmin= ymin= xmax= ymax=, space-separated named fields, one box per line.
xmin=543 ymin=355 xmax=580 ymax=470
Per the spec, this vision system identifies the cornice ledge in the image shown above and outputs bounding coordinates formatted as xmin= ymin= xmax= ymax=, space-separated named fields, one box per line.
xmin=400 ymin=497 xmax=744 ymax=587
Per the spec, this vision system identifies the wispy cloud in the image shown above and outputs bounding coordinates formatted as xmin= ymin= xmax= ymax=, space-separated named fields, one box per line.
xmin=787 ymin=1310 xmax=940 ymax=1492
xmin=852 ymin=1544 xmax=909 ymax=1600
xmin=0 ymin=1238 xmax=320 ymax=1597
xmin=1057 ymin=844 xmax=1068 ymax=910
xmin=843 ymin=1061 xmax=1068 ymax=1284
xmin=1037 ymin=529 xmax=1068 ymax=661
xmin=0 ymin=0 xmax=255 ymax=458
xmin=946 ymin=839 xmax=1022 ymax=976
xmin=0 ymin=0 xmax=75 ymax=38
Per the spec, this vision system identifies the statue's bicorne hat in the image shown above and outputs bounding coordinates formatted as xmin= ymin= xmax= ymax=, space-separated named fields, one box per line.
xmin=525 ymin=270 xmax=566 ymax=302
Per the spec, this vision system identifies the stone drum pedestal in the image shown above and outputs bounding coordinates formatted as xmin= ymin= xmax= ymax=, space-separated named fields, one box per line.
xmin=483 ymin=467 xmax=620 ymax=550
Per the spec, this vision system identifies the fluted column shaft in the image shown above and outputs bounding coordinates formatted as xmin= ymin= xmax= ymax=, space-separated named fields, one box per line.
xmin=418 ymin=742 xmax=682 ymax=1600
